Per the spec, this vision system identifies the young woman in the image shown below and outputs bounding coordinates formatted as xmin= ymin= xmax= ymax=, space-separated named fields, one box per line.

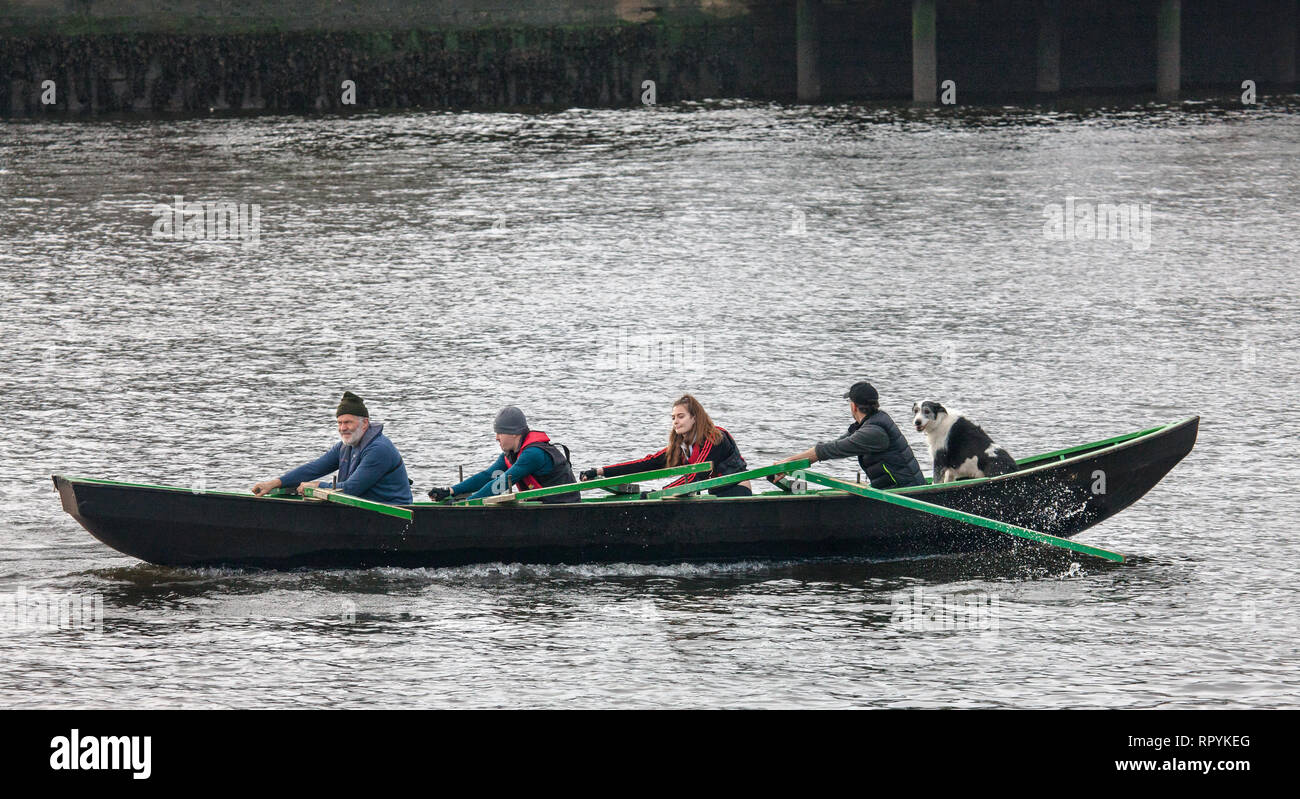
xmin=581 ymin=394 xmax=752 ymax=497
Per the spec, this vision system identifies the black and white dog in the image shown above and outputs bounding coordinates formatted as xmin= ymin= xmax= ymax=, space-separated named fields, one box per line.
xmin=911 ymin=401 xmax=1018 ymax=484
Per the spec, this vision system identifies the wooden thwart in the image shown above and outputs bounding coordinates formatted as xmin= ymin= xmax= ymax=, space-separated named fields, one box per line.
xmin=798 ymin=471 xmax=1124 ymax=563
xmin=300 ymin=485 xmax=414 ymax=521
xmin=645 ymin=459 xmax=811 ymax=499
xmin=463 ymin=462 xmax=713 ymax=506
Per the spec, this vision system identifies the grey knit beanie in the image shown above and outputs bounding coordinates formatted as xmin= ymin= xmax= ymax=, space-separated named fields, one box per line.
xmin=493 ymin=406 xmax=529 ymax=435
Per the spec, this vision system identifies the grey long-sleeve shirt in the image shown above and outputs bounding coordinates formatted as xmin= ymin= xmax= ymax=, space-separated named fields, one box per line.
xmin=814 ymin=423 xmax=891 ymax=462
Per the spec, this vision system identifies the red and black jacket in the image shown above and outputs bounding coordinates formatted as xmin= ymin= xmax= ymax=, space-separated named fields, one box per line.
xmin=505 ymin=431 xmax=581 ymax=503
xmin=602 ymin=427 xmax=747 ymax=488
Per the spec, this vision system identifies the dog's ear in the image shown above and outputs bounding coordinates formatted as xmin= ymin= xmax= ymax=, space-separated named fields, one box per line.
xmin=932 ymin=402 xmax=947 ymax=415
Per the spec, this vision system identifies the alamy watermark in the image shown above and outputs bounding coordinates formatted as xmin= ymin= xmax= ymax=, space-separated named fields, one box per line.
xmin=593 ymin=327 xmax=704 ymax=372
xmin=940 ymin=79 xmax=956 ymax=105
xmin=890 ymin=587 xmax=999 ymax=633
xmin=1043 ymin=198 xmax=1151 ymax=251
xmin=0 ymin=586 xmax=103 ymax=633
xmin=50 ymin=729 xmax=150 ymax=779
xmin=151 ymin=194 xmax=261 ymax=249
xmin=786 ymin=207 xmax=807 ymax=235
xmin=1241 ymin=337 xmax=1258 ymax=369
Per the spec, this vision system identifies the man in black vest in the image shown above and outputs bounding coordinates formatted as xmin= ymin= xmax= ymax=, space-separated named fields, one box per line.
xmin=775 ymin=381 xmax=926 ymax=489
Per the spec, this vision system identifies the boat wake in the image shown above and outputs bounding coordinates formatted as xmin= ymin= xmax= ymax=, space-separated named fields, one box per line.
xmin=84 ymin=551 xmax=1100 ymax=592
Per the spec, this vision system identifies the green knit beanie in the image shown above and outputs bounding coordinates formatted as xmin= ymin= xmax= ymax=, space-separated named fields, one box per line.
xmin=336 ymin=391 xmax=369 ymax=418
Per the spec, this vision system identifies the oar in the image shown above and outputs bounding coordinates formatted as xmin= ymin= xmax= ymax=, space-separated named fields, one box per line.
xmin=765 ymin=474 xmax=826 ymax=494
xmin=465 ymin=462 xmax=713 ymax=506
xmin=601 ymin=483 xmax=642 ymax=495
xmin=645 ymin=459 xmax=811 ymax=499
xmin=798 ymin=470 xmax=1124 ymax=563
xmin=768 ymin=476 xmax=796 ymax=493
xmin=301 ymin=485 xmax=414 ymax=521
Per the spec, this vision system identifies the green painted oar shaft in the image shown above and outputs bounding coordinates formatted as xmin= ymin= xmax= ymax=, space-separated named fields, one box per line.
xmin=462 ymin=463 xmax=713 ymax=505
xmin=647 ymin=459 xmax=811 ymax=499
xmin=764 ymin=475 xmax=832 ymax=495
xmin=519 ymin=462 xmax=711 ymax=499
xmin=301 ymin=486 xmax=413 ymax=521
xmin=799 ymin=471 xmax=1123 ymax=563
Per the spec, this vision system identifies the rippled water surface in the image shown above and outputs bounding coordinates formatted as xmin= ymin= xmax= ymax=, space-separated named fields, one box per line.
xmin=1 ymin=98 xmax=1298 ymax=708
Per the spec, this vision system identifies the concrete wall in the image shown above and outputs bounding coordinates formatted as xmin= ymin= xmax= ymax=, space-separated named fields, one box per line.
xmin=1 ymin=1 xmax=1295 ymax=114
xmin=0 ymin=1 xmax=737 ymax=31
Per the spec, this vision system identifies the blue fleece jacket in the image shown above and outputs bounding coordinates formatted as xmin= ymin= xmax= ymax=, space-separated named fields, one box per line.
xmin=453 ymin=447 xmax=553 ymax=500
xmin=279 ymin=423 xmax=413 ymax=504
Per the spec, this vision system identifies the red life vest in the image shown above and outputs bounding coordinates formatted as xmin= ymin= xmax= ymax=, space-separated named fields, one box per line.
xmin=503 ymin=430 xmax=565 ymax=491
xmin=665 ymin=426 xmax=747 ymax=488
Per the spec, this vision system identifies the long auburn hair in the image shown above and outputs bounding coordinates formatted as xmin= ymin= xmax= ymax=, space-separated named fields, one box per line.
xmin=666 ymin=394 xmax=723 ymax=466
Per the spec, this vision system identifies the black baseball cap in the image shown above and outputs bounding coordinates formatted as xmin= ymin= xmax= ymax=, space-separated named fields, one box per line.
xmin=842 ymin=382 xmax=878 ymax=405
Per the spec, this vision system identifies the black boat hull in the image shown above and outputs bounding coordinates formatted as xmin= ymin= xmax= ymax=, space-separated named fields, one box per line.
xmin=54 ymin=417 xmax=1198 ymax=569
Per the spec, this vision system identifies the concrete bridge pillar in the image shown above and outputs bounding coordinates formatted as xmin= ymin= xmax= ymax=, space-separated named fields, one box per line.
xmin=1036 ymin=0 xmax=1061 ymax=93
xmin=796 ymin=0 xmax=821 ymax=102
xmin=912 ymin=0 xmax=937 ymax=104
xmin=1156 ymin=0 xmax=1181 ymax=100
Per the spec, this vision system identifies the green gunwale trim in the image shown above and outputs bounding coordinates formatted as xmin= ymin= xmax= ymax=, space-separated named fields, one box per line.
xmin=410 ymin=491 xmax=647 ymax=507
xmin=581 ymin=491 xmax=648 ymax=503
xmin=456 ymin=462 xmax=714 ymax=506
xmin=55 ymin=475 xmax=285 ymax=499
xmin=514 ymin=462 xmax=710 ymax=501
xmin=51 ymin=418 xmax=1193 ymax=505
xmin=890 ymin=417 xmax=1191 ymax=494
xmin=1014 ymin=424 xmax=1166 ymax=467
xmin=760 ymin=417 xmax=1189 ymax=499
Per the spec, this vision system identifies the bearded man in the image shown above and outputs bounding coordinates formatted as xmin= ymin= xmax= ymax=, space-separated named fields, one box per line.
xmin=251 ymin=391 xmax=413 ymax=503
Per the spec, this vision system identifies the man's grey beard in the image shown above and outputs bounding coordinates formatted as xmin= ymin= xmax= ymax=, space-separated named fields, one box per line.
xmin=342 ymin=424 xmax=368 ymax=447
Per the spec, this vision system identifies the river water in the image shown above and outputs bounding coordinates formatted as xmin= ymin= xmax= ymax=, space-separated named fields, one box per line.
xmin=1 ymin=97 xmax=1297 ymax=708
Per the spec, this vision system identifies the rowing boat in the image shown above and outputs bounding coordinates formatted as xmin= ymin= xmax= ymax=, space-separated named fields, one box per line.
xmin=52 ymin=416 xmax=1198 ymax=569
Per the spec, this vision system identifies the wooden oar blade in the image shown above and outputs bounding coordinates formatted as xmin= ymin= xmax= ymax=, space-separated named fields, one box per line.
xmin=799 ymin=471 xmax=1124 ymax=563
